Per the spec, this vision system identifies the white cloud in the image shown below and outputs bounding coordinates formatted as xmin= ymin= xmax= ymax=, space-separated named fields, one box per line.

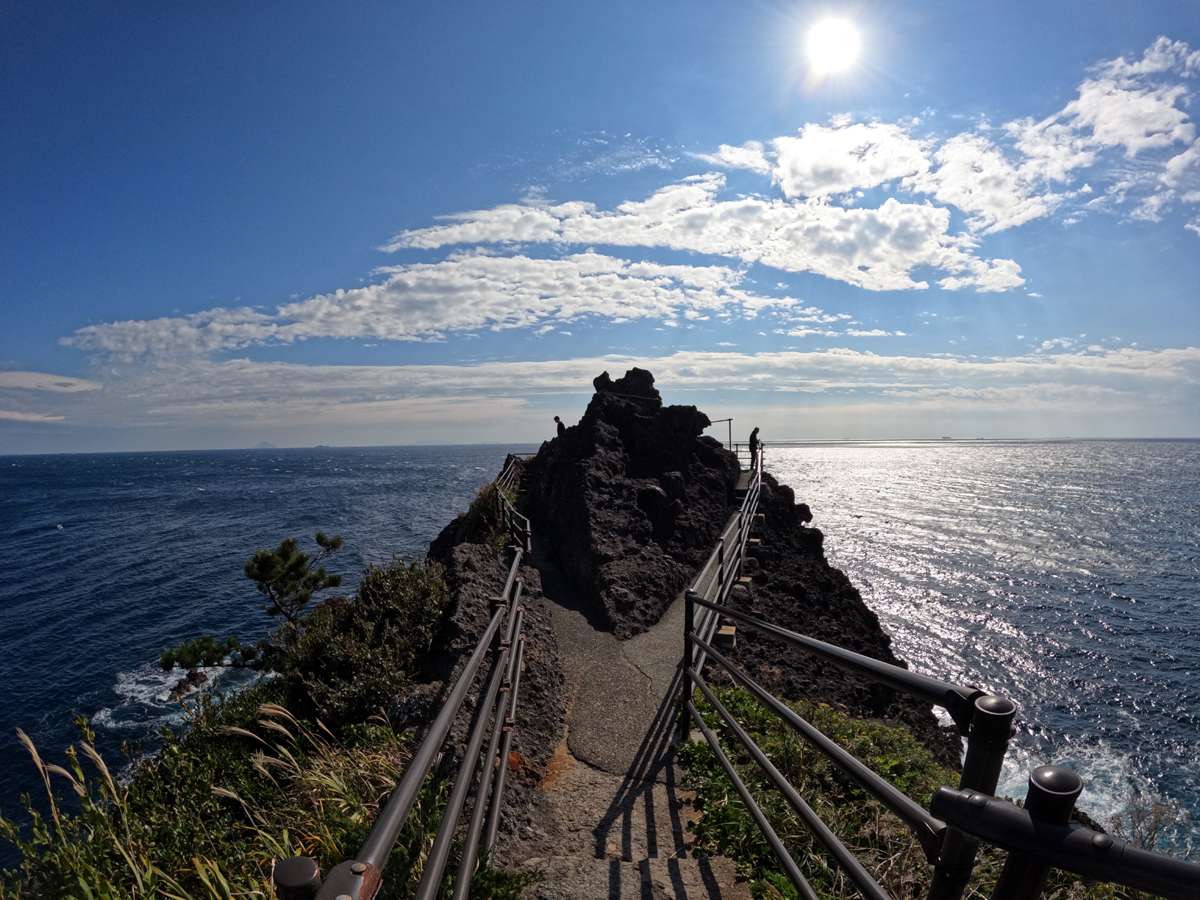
xmin=1163 ymin=139 xmax=1200 ymax=190
xmin=1096 ymin=36 xmax=1200 ymax=80
xmin=0 ymin=410 xmax=66 ymax=422
xmin=697 ymin=141 xmax=772 ymax=174
xmin=770 ymin=122 xmax=930 ymax=199
xmin=65 ymin=251 xmax=804 ymax=358
xmin=907 ymin=134 xmax=1062 ymax=233
xmin=1133 ymin=189 xmax=1176 ymax=221
xmin=1007 ymin=116 xmax=1097 ymax=183
xmin=373 ymin=39 xmax=1200 ymax=298
xmin=49 ymin=345 xmax=1198 ymax=444
xmin=1064 ymin=78 xmax=1193 ymax=157
xmin=388 ymin=174 xmax=1022 ymax=293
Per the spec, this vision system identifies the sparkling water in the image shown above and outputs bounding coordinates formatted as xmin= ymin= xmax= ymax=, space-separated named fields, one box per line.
xmin=767 ymin=440 xmax=1200 ymax=828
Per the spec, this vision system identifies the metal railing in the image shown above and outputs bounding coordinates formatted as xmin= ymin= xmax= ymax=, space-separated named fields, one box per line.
xmin=683 ymin=444 xmax=763 ymax=676
xmin=273 ymin=462 xmax=532 ymax=900
xmin=495 ymin=460 xmax=531 ymax=555
xmin=495 ymin=454 xmax=522 ymax=498
xmin=681 ymin=448 xmax=1200 ymax=900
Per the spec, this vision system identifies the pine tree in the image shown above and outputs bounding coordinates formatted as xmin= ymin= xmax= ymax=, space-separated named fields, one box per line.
xmin=160 ymin=532 xmax=342 ymax=678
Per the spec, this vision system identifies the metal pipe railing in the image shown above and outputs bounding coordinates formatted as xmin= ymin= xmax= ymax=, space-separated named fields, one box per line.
xmin=932 ymin=779 xmax=1200 ymax=900
xmin=359 ymin=604 xmax=509 ymax=869
xmin=686 ymin=445 xmax=763 ymax=679
xmin=448 ymin=606 xmax=525 ymax=900
xmin=687 ymin=595 xmax=988 ymax=735
xmin=413 ymin=638 xmax=511 ymax=900
xmin=691 ymin=673 xmax=895 ymax=900
xmin=482 ymin=635 xmax=525 ymax=854
xmin=690 ymin=632 xmax=947 ymax=861
xmin=496 ymin=457 xmax=521 ymax=496
xmin=686 ymin=698 xmax=816 ymax=900
xmin=279 ymin=460 xmax=533 ymax=900
xmin=674 ymin=437 xmax=1200 ymax=900
xmin=303 ymin=599 xmax=511 ymax=900
xmin=687 ymin=582 xmax=1016 ymax=900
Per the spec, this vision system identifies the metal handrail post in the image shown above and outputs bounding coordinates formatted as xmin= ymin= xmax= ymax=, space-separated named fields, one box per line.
xmin=989 ymin=767 xmax=1082 ymax=900
xmin=682 ymin=589 xmax=696 ymax=735
xmin=932 ymin=787 xmax=1200 ymax=899
xmin=717 ymin=541 xmax=724 ymax=595
xmin=927 ymin=695 xmax=1017 ymax=900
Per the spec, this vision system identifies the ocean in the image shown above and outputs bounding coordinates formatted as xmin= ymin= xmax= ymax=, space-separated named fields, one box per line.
xmin=0 ymin=444 xmax=538 ymax=868
xmin=1 ymin=440 xmax=1197 ymax=866
xmin=767 ymin=440 xmax=1200 ymax=828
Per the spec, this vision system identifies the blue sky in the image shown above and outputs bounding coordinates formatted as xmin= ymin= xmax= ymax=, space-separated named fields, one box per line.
xmin=3 ymin=0 xmax=1199 ymax=452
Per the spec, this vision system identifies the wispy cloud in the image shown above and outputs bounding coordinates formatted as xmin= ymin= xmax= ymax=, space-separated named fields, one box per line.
xmin=0 ymin=410 xmax=66 ymax=422
xmin=63 ymin=252 xmax=819 ymax=358
xmin=0 ymin=372 xmax=102 ymax=392
xmin=48 ymin=344 xmax=1200 ymax=425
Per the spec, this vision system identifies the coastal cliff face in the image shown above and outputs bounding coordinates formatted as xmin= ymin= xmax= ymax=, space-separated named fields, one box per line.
xmin=525 ymin=367 xmax=741 ymax=639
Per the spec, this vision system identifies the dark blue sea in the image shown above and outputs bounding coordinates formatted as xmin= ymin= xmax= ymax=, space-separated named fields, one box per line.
xmin=0 ymin=444 xmax=537 ymax=868
xmin=2 ymin=440 xmax=1198 ymax=866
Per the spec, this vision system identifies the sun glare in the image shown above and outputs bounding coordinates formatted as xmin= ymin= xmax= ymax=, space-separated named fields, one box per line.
xmin=806 ymin=18 xmax=861 ymax=74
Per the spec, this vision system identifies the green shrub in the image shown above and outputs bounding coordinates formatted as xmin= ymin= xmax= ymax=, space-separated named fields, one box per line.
xmin=443 ymin=484 xmax=517 ymax=558
xmin=275 ymin=556 xmax=450 ymax=727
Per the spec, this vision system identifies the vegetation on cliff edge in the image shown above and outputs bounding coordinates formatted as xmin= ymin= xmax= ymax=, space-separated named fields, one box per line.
xmin=682 ymin=687 xmax=1161 ymax=900
xmin=1 ymin=550 xmax=460 ymax=898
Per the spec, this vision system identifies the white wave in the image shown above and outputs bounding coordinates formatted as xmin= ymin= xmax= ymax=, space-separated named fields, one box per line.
xmin=91 ymin=661 xmax=224 ymax=732
xmin=996 ymin=736 xmax=1138 ymax=827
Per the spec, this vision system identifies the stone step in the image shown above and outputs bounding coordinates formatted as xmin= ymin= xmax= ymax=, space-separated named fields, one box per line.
xmin=519 ymin=855 xmax=752 ymax=900
xmin=523 ymin=758 xmax=698 ymax=862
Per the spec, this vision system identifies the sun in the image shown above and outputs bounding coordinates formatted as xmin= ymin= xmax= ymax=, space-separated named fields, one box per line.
xmin=806 ymin=18 xmax=861 ymax=74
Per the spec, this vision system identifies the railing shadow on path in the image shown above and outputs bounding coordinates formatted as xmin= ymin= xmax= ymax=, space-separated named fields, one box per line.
xmin=525 ymin=530 xmax=698 ymax=898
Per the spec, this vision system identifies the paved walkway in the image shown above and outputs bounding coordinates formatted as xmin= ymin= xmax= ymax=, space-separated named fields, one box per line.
xmin=503 ymin=524 xmax=752 ymax=900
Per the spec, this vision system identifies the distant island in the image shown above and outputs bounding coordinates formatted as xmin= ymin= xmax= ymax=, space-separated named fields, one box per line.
xmin=252 ymin=441 xmax=277 ymax=449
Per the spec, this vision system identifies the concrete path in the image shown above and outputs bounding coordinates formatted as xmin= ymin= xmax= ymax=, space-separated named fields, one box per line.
xmin=503 ymin=530 xmax=752 ymax=900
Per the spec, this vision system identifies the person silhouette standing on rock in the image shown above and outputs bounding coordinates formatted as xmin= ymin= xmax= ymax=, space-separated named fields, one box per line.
xmin=749 ymin=426 xmax=760 ymax=470
xmin=554 ymin=415 xmax=565 ymax=438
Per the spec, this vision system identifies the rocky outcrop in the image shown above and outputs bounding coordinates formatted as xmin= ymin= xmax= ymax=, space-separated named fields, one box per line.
xmin=515 ymin=366 xmax=954 ymax=763
xmin=400 ymin=365 xmax=958 ymax=844
xmin=524 ymin=368 xmax=741 ymax=639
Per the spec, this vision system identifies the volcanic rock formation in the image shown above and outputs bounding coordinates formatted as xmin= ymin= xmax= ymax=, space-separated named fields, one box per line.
xmin=523 ymin=367 xmax=741 ymax=639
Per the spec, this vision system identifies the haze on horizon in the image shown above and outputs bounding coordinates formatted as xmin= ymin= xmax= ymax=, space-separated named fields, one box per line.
xmin=3 ymin=1 xmax=1199 ymax=454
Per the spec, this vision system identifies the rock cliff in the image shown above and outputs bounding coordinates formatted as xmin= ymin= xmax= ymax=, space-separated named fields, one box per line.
xmin=524 ymin=367 xmax=740 ymax=639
